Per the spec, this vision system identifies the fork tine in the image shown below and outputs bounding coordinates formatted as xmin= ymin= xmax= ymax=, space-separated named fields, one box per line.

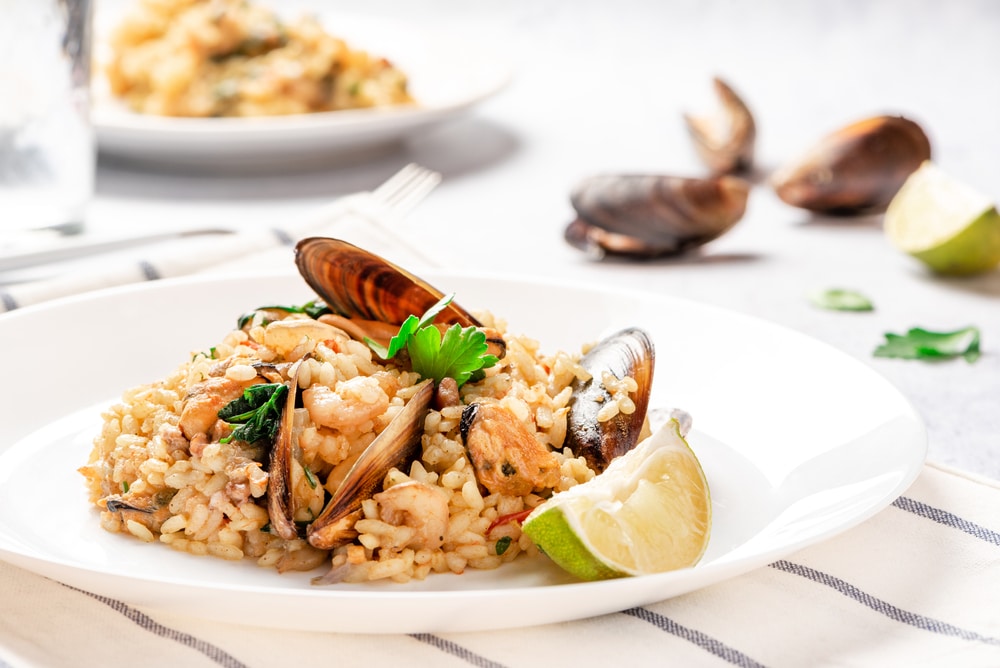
xmin=372 ymin=163 xmax=424 ymax=204
xmin=387 ymin=171 xmax=442 ymax=215
xmin=373 ymin=164 xmax=441 ymax=216
xmin=358 ymin=163 xmax=443 ymax=268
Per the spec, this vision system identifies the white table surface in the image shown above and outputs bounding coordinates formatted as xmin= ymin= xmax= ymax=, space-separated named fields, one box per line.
xmin=16 ymin=0 xmax=1000 ymax=478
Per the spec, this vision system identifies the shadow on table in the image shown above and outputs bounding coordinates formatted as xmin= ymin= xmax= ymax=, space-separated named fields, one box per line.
xmin=912 ymin=266 xmax=1000 ymax=298
xmin=571 ymin=250 xmax=765 ymax=267
xmin=95 ymin=117 xmax=520 ymax=202
xmin=788 ymin=211 xmax=885 ymax=230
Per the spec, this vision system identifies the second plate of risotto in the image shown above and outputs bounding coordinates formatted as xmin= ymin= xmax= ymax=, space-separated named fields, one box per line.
xmin=91 ymin=0 xmax=511 ymax=166
xmin=0 ymin=259 xmax=925 ymax=633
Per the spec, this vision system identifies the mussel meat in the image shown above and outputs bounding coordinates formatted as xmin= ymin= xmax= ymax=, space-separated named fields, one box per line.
xmin=295 ymin=237 xmax=480 ymax=327
xmin=684 ymin=77 xmax=756 ymax=175
xmin=460 ymin=402 xmax=561 ymax=496
xmin=306 ymin=380 xmax=434 ymax=550
xmin=770 ymin=115 xmax=932 ymax=213
xmin=564 ymin=174 xmax=749 ymax=259
xmin=564 ymin=328 xmax=654 ymax=473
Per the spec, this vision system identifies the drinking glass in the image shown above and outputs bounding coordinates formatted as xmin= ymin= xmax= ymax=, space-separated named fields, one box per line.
xmin=0 ymin=0 xmax=94 ymax=236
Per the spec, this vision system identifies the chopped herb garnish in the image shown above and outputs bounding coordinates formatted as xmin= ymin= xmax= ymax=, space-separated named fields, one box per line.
xmin=809 ymin=288 xmax=874 ymax=312
xmin=367 ymin=294 xmax=499 ymax=387
xmin=495 ymin=535 xmax=513 ymax=555
xmin=121 ymin=480 xmax=130 ymax=493
xmin=303 ymin=465 xmax=318 ymax=489
xmin=218 ymin=383 xmax=288 ymax=444
xmin=209 ymin=346 xmax=218 ymax=359
xmin=874 ymin=326 xmax=981 ymax=363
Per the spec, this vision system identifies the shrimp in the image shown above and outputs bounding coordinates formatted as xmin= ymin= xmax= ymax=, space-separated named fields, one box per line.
xmin=301 ymin=376 xmax=389 ymax=431
xmin=179 ymin=377 xmax=251 ymax=440
xmin=374 ymin=481 xmax=450 ymax=550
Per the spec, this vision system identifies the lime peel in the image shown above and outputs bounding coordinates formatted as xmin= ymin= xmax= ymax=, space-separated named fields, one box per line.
xmin=522 ymin=418 xmax=711 ymax=581
xmin=885 ymin=161 xmax=1000 ymax=275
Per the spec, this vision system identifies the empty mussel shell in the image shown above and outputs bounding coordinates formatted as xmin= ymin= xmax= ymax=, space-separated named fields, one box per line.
xmin=564 ymin=174 xmax=750 ymax=258
xmin=770 ymin=115 xmax=932 ymax=213
xmin=684 ymin=77 xmax=756 ymax=174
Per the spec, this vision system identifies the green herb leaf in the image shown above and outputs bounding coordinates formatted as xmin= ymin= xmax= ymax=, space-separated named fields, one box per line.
xmin=303 ymin=465 xmax=318 ymax=489
xmin=410 ymin=323 xmax=499 ymax=387
xmin=368 ymin=314 xmax=421 ymax=360
xmin=365 ymin=293 xmax=499 ymax=387
xmin=809 ymin=288 xmax=874 ymax=312
xmin=218 ymin=383 xmax=288 ymax=443
xmin=495 ymin=535 xmax=512 ymax=555
xmin=874 ymin=326 xmax=981 ymax=363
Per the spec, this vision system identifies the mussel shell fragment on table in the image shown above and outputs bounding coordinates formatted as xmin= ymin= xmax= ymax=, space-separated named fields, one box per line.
xmin=770 ymin=115 xmax=932 ymax=214
xmin=684 ymin=77 xmax=756 ymax=175
xmin=564 ymin=174 xmax=750 ymax=259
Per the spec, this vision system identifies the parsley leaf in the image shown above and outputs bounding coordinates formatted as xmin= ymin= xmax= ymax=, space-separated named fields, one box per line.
xmin=367 ymin=293 xmax=499 ymax=387
xmin=874 ymin=326 xmax=981 ymax=363
xmin=218 ymin=383 xmax=288 ymax=443
xmin=809 ymin=288 xmax=874 ymax=312
xmin=495 ymin=535 xmax=512 ymax=555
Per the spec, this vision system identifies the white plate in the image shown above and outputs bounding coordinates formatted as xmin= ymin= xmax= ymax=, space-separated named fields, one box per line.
xmin=0 ymin=272 xmax=926 ymax=633
xmin=92 ymin=12 xmax=511 ymax=167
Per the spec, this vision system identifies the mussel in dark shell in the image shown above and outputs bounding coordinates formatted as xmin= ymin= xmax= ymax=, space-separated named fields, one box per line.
xmin=770 ymin=115 xmax=932 ymax=213
xmin=295 ymin=237 xmax=480 ymax=327
xmin=564 ymin=328 xmax=654 ymax=472
xmin=565 ymin=174 xmax=749 ymax=259
xmin=684 ymin=77 xmax=756 ymax=175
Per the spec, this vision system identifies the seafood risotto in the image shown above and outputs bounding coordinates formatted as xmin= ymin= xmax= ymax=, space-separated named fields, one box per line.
xmin=80 ymin=239 xmax=653 ymax=584
xmin=104 ymin=0 xmax=414 ymax=117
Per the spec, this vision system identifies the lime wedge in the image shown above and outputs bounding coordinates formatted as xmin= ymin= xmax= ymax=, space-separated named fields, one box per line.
xmin=522 ymin=419 xmax=711 ymax=580
xmin=885 ymin=161 xmax=1000 ymax=275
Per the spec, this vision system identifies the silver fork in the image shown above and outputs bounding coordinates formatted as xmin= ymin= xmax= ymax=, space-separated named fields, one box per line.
xmin=369 ymin=163 xmax=442 ymax=219
xmin=0 ymin=164 xmax=442 ymax=274
xmin=343 ymin=163 xmax=443 ymax=268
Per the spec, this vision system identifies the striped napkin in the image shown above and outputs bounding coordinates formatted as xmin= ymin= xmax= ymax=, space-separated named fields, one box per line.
xmin=1 ymin=461 xmax=997 ymax=667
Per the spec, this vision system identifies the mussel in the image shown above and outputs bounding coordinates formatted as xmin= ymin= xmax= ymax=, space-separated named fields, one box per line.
xmin=770 ymin=115 xmax=932 ymax=213
xmin=295 ymin=237 xmax=480 ymax=327
xmin=266 ymin=362 xmax=307 ymax=541
xmin=564 ymin=174 xmax=749 ymax=259
xmin=306 ymin=380 xmax=434 ymax=550
xmin=460 ymin=402 xmax=561 ymax=496
xmin=684 ymin=77 xmax=756 ymax=175
xmin=564 ymin=328 xmax=654 ymax=473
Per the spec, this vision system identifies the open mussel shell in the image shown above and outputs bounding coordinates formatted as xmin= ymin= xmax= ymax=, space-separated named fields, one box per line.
xmin=564 ymin=328 xmax=654 ymax=473
xmin=684 ymin=77 xmax=756 ymax=175
xmin=306 ymin=380 xmax=434 ymax=550
xmin=295 ymin=237 xmax=480 ymax=327
xmin=266 ymin=363 xmax=305 ymax=541
xmin=770 ymin=115 xmax=932 ymax=213
xmin=565 ymin=174 xmax=749 ymax=259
